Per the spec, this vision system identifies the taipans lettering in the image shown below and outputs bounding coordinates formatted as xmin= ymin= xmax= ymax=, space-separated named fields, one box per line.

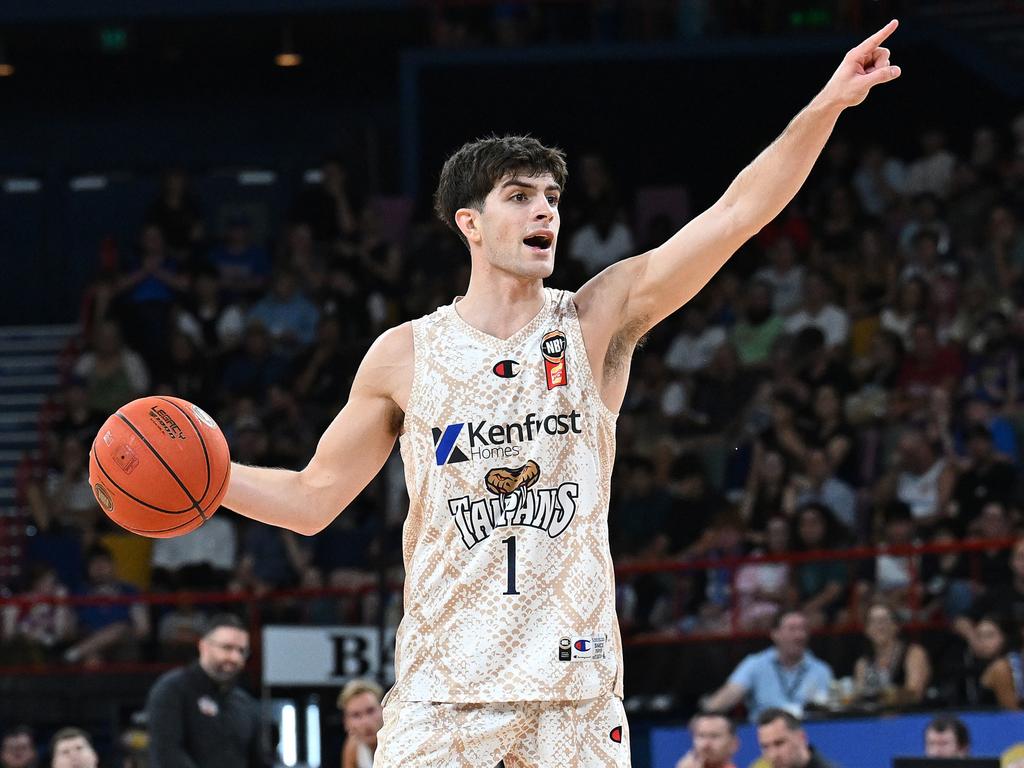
xmin=448 ymin=482 xmax=579 ymax=549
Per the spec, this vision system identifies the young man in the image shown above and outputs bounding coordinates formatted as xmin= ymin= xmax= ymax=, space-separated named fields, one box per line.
xmin=49 ymin=730 xmax=97 ymax=768
xmin=338 ymin=679 xmax=385 ymax=768
xmin=756 ymin=709 xmax=838 ymax=768
xmin=224 ymin=22 xmax=901 ymax=767
xmin=924 ymin=715 xmax=970 ymax=758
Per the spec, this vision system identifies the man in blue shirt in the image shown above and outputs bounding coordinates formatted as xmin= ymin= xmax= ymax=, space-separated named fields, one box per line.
xmin=700 ymin=611 xmax=834 ymax=721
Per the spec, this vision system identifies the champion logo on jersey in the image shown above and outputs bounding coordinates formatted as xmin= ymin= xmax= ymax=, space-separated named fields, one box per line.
xmin=574 ymin=639 xmax=590 ymax=652
xmin=432 ymin=424 xmax=469 ymax=465
xmin=541 ymin=330 xmax=568 ymax=389
xmin=492 ymin=359 xmax=521 ymax=378
xmin=609 ymin=726 xmax=623 ymax=744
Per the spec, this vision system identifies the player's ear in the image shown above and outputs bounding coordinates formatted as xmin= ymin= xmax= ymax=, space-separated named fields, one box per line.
xmin=455 ymin=207 xmax=483 ymax=246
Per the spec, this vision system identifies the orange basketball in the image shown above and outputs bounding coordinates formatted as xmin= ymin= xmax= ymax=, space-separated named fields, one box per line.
xmin=88 ymin=396 xmax=231 ymax=538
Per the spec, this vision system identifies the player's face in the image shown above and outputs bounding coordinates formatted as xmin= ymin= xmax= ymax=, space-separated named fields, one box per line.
xmin=473 ymin=172 xmax=560 ymax=279
xmin=692 ymin=717 xmax=738 ymax=768
xmin=925 ymin=729 xmax=965 ymax=757
xmin=51 ymin=737 xmax=98 ymax=768
xmin=199 ymin=627 xmax=250 ymax=682
xmin=344 ymin=692 xmax=384 ymax=741
xmin=757 ymin=720 xmax=806 ymax=768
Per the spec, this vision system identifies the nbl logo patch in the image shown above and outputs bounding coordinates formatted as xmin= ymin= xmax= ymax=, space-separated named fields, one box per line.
xmin=541 ymin=330 xmax=568 ymax=389
xmin=432 ymin=424 xmax=469 ymax=465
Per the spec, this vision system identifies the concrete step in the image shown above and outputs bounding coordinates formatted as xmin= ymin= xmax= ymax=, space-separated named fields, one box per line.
xmin=0 ymin=324 xmax=78 ymax=340
xmin=0 ymin=374 xmax=60 ymax=391
xmin=0 ymin=432 xmax=38 ymax=447
xmin=0 ymin=394 xmax=46 ymax=408
xmin=0 ymin=356 xmax=60 ymax=372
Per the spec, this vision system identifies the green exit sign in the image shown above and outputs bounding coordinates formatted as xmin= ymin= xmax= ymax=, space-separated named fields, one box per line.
xmin=99 ymin=26 xmax=128 ymax=53
xmin=789 ymin=8 xmax=833 ymax=27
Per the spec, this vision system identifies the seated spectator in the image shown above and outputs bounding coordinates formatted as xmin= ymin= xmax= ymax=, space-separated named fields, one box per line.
xmin=879 ymin=276 xmax=930 ymax=347
xmin=289 ymin=156 xmax=360 ymax=243
xmin=784 ymin=273 xmax=849 ymax=352
xmin=881 ymin=428 xmax=957 ymax=532
xmin=146 ymin=168 xmax=205 ymax=253
xmin=700 ymin=611 xmax=834 ymax=721
xmin=675 ymin=713 xmax=739 ymax=768
xmin=566 ymin=154 xmax=635 ymax=276
xmin=977 ymin=621 xmax=1024 ymax=710
xmin=741 ymin=448 xmax=797 ymax=537
xmin=952 ymin=424 xmax=1017 ymax=527
xmin=808 ymin=385 xmax=857 ymax=485
xmin=0 ymin=725 xmax=37 ymax=768
xmin=920 ymin=524 xmax=972 ymax=619
xmin=735 ymin=516 xmax=792 ymax=631
xmin=25 ymin=435 xmax=100 ymax=546
xmin=337 ymin=679 xmax=384 ymax=768
xmin=45 ymin=379 xmax=103 ymax=457
xmin=208 ymin=214 xmax=271 ymax=301
xmin=892 ymin=319 xmax=963 ymax=417
xmin=71 ymin=321 xmax=150 ymax=416
xmin=685 ymin=342 xmax=759 ymax=437
xmin=754 ymin=237 xmax=804 ymax=317
xmin=150 ymin=514 xmax=238 ymax=592
xmin=731 ymin=280 xmax=784 ymax=369
xmin=792 ymin=446 xmax=857 ymax=533
xmin=246 ymin=270 xmax=320 ymax=351
xmin=957 ymin=397 xmax=1019 ymax=464
xmin=755 ymin=708 xmax=840 ymax=768
xmin=0 ymin=564 xmax=75 ymax=664
xmin=157 ymin=330 xmax=216 ymax=406
xmin=852 ymin=143 xmax=906 ymax=218
xmin=219 ymin=322 xmax=291 ymax=402
xmin=791 ymin=504 xmax=849 ymax=628
xmin=684 ymin=510 xmax=748 ymax=634
xmin=279 ymin=221 xmax=326 ymax=296
xmin=664 ymin=302 xmax=728 ymax=374
xmin=905 ymin=130 xmax=955 ymax=199
xmin=175 ymin=268 xmax=246 ymax=352
xmin=233 ymin=521 xmax=309 ymax=597
xmin=49 ymin=729 xmax=98 ymax=768
xmin=859 ymin=503 xmax=919 ymax=616
xmin=968 ymin=537 xmax=1024 ymax=627
xmin=852 ymin=603 xmax=931 ymax=706
xmin=924 ymin=715 xmax=971 ymax=757
xmin=156 ymin=598 xmax=210 ymax=663
xmin=946 ymin=615 xmax=1010 ymax=707
xmin=965 ymin=501 xmax=1015 ymax=587
xmin=64 ymin=546 xmax=150 ymax=666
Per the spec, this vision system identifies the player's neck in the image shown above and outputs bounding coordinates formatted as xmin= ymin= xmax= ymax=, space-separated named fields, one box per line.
xmin=457 ymin=273 xmax=546 ymax=340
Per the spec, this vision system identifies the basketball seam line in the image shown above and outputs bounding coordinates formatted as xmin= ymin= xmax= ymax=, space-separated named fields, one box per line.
xmin=156 ymin=397 xmax=212 ymax=504
xmin=92 ymin=443 xmax=196 ymax=516
xmin=114 ymin=413 xmax=209 ymax=522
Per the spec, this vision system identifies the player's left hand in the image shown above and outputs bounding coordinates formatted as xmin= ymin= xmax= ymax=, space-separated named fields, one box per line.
xmin=823 ymin=19 xmax=901 ymax=109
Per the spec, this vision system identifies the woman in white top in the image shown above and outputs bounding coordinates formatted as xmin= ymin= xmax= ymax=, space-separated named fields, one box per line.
xmin=339 ymin=679 xmax=384 ymax=768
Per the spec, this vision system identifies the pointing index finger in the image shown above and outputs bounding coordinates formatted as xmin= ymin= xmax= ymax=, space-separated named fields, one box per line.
xmin=856 ymin=19 xmax=899 ymax=54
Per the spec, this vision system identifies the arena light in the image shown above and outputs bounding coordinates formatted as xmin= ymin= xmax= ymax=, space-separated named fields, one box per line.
xmin=281 ymin=704 xmax=297 ymax=766
xmin=305 ymin=701 xmax=321 ymax=768
xmin=275 ymin=24 xmax=302 ymax=68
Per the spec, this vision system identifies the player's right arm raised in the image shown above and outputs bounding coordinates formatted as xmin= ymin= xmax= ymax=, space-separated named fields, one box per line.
xmin=223 ymin=323 xmax=412 ymax=535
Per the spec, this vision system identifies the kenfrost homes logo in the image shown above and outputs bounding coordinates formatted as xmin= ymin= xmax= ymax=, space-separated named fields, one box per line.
xmin=432 ymin=411 xmax=582 ymax=466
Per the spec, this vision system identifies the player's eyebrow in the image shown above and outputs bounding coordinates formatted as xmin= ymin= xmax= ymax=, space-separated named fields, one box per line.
xmin=500 ymin=177 xmax=561 ymax=193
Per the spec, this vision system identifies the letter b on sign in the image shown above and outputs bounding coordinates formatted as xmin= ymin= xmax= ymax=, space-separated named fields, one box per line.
xmin=332 ymin=634 xmax=373 ymax=677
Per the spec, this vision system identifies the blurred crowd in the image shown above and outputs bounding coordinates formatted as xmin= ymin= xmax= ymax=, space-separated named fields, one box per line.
xmin=3 ymin=110 xmax=1024 ymax=719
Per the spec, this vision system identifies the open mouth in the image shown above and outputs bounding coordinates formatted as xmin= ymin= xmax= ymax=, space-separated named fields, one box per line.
xmin=523 ymin=233 xmax=553 ymax=251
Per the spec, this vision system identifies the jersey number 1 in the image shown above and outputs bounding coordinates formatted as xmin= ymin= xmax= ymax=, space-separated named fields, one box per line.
xmin=502 ymin=536 xmax=520 ymax=595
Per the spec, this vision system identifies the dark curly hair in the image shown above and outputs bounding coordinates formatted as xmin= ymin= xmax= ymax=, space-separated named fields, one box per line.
xmin=433 ymin=134 xmax=568 ymax=249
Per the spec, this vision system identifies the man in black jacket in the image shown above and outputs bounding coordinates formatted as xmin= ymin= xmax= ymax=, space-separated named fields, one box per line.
xmin=146 ymin=613 xmax=271 ymax=768
xmin=756 ymin=709 xmax=840 ymax=768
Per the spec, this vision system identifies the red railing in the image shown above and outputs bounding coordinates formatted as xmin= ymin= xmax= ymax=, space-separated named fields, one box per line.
xmin=0 ymin=537 xmax=1015 ymax=675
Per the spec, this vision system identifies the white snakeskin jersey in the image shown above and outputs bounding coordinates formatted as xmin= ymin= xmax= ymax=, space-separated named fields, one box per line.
xmin=390 ymin=287 xmax=622 ymax=702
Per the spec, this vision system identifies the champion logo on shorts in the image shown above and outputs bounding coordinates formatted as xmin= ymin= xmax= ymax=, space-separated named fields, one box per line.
xmin=609 ymin=726 xmax=622 ymax=743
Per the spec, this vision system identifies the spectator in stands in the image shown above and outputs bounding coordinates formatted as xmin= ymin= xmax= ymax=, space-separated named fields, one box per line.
xmin=289 ymin=156 xmax=360 ymax=243
xmin=808 ymin=384 xmax=857 ymax=485
xmin=675 ymin=713 xmax=739 ymax=768
xmin=958 ymin=397 xmax=1019 ymax=463
xmin=208 ymin=213 xmax=271 ymax=301
xmin=731 ymin=280 xmax=784 ymax=369
xmin=893 ymin=319 xmax=964 ymax=417
xmin=784 ymin=272 xmax=849 ymax=352
xmin=1 ymin=563 xmax=75 ymax=664
xmin=246 ymin=270 xmax=320 ymax=351
xmin=25 ymin=435 xmax=99 ymax=547
xmin=233 ymin=520 xmax=310 ymax=597
xmin=741 ymin=449 xmax=796 ymax=537
xmin=337 ymin=678 xmax=384 ymax=768
xmin=279 ymin=221 xmax=326 ymax=296
xmin=735 ymin=516 xmax=792 ymax=630
xmin=663 ymin=301 xmax=727 ymax=375
xmin=566 ymin=154 xmax=635 ymax=276
xmin=975 ymin=620 xmax=1024 ymax=709
xmin=146 ymin=168 xmax=205 ymax=253
xmin=755 ymin=708 xmax=839 ymax=768
xmin=157 ymin=330 xmax=215 ymax=406
xmin=150 ymin=513 xmax=237 ymax=591
xmin=965 ymin=501 xmax=1015 ymax=588
xmin=952 ymin=424 xmax=1017 ymax=528
xmin=967 ymin=537 xmax=1024 ymax=627
xmin=755 ymin=237 xmax=804 ymax=316
xmin=860 ymin=502 xmax=919 ymax=615
xmin=1 ymin=726 xmax=38 ymax=768
xmin=175 ymin=268 xmax=246 ymax=352
xmin=852 ymin=602 xmax=931 ymax=706
xmin=791 ymin=503 xmax=849 ymax=627
xmin=947 ymin=615 xmax=1011 ymax=707
xmin=71 ymin=320 xmax=150 ymax=416
xmin=851 ymin=143 xmax=906 ymax=218
xmin=219 ymin=322 xmax=291 ymax=402
xmin=880 ymin=428 xmax=957 ymax=532
xmin=905 ymin=129 xmax=956 ymax=198
xmin=49 ymin=728 xmax=98 ymax=768
xmin=792 ymin=446 xmax=857 ymax=533
xmin=146 ymin=613 xmax=271 ymax=768
xmin=46 ymin=379 xmax=103 ymax=457
xmin=64 ymin=545 xmax=150 ymax=666
xmin=700 ymin=611 xmax=833 ymax=720
xmin=879 ymin=276 xmax=930 ymax=346
xmin=924 ymin=715 xmax=971 ymax=757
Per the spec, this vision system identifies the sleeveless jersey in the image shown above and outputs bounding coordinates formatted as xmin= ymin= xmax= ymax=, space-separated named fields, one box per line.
xmin=389 ymin=288 xmax=622 ymax=702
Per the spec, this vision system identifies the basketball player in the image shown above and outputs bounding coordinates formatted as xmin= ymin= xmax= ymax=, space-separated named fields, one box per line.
xmin=223 ymin=22 xmax=901 ymax=767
